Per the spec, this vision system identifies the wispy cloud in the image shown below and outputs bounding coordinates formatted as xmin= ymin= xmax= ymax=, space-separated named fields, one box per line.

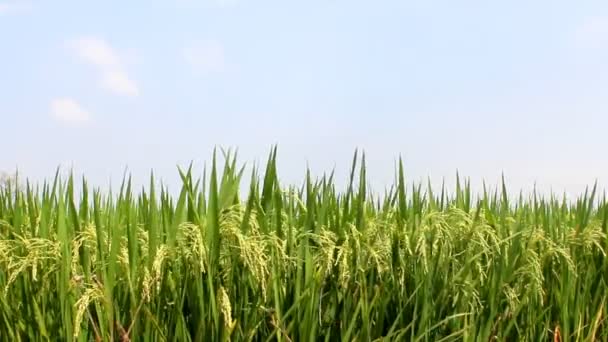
xmin=183 ymin=40 xmax=226 ymax=74
xmin=574 ymin=16 xmax=608 ymax=49
xmin=50 ymin=98 xmax=91 ymax=124
xmin=70 ymin=37 xmax=122 ymax=68
xmin=101 ymin=70 xmax=139 ymax=96
xmin=69 ymin=37 xmax=140 ymax=96
xmin=0 ymin=1 xmax=33 ymax=15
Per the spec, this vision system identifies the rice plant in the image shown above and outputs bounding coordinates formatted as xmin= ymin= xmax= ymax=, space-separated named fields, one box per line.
xmin=0 ymin=148 xmax=606 ymax=341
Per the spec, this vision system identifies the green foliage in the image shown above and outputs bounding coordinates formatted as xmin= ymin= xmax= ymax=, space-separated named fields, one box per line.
xmin=0 ymin=149 xmax=607 ymax=341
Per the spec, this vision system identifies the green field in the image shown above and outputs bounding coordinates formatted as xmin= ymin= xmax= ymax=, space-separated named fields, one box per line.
xmin=0 ymin=149 xmax=606 ymax=341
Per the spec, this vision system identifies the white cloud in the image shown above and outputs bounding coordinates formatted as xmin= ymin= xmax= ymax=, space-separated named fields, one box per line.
xmin=183 ymin=40 xmax=226 ymax=74
xmin=69 ymin=37 xmax=140 ymax=96
xmin=0 ymin=1 xmax=32 ymax=15
xmin=50 ymin=98 xmax=91 ymax=124
xmin=70 ymin=37 xmax=121 ymax=68
xmin=574 ymin=16 xmax=608 ymax=48
xmin=101 ymin=70 xmax=139 ymax=96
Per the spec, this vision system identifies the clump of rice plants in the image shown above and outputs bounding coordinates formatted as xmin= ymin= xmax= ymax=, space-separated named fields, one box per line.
xmin=0 ymin=148 xmax=606 ymax=341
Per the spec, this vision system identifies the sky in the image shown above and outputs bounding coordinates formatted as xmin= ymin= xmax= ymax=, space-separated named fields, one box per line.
xmin=1 ymin=0 xmax=608 ymax=197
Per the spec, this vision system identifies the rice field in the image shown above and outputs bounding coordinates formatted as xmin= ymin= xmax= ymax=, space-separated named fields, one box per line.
xmin=0 ymin=149 xmax=607 ymax=341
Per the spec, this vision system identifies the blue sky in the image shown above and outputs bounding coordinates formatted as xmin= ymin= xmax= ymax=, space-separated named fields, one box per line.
xmin=1 ymin=0 xmax=608 ymax=196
